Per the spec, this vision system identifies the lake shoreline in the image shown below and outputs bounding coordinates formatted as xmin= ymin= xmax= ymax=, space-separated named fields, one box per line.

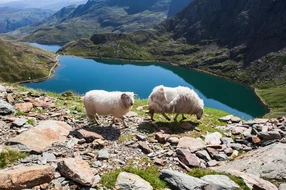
xmin=14 ymin=55 xmax=60 ymax=85
xmin=60 ymin=53 xmax=270 ymax=118
xmin=23 ymin=43 xmax=268 ymax=119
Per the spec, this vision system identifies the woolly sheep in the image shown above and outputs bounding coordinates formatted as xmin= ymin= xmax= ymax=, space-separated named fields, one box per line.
xmin=148 ymin=85 xmax=204 ymax=121
xmin=83 ymin=90 xmax=135 ymax=126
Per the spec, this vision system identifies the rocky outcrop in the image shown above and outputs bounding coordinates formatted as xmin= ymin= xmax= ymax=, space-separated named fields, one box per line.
xmin=7 ymin=120 xmax=72 ymax=153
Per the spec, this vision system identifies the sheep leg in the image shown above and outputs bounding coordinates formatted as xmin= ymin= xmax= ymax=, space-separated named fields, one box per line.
xmin=174 ymin=113 xmax=179 ymax=122
xmin=148 ymin=110 xmax=155 ymax=121
xmin=181 ymin=114 xmax=187 ymax=120
xmin=93 ymin=115 xmax=100 ymax=125
xmin=161 ymin=113 xmax=171 ymax=121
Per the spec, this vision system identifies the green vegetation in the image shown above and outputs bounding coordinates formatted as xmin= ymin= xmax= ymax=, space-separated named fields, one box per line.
xmin=132 ymin=99 xmax=228 ymax=138
xmin=101 ymin=165 xmax=167 ymax=189
xmin=0 ymin=149 xmax=27 ymax=169
xmin=0 ymin=38 xmax=57 ymax=83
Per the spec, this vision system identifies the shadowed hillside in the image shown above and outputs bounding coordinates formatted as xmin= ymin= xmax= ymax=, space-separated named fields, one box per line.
xmin=7 ymin=0 xmax=192 ymax=44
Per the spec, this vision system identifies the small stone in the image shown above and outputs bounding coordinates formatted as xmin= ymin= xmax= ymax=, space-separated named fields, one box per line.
xmin=176 ymin=149 xmax=201 ymax=167
xmin=12 ymin=118 xmax=28 ymax=127
xmin=42 ymin=152 xmax=56 ymax=162
xmin=196 ymin=150 xmax=212 ymax=162
xmin=219 ymin=115 xmax=233 ymax=122
xmin=136 ymin=134 xmax=147 ymax=141
xmin=166 ymin=135 xmax=179 ymax=144
xmin=231 ymin=116 xmax=241 ymax=123
xmin=155 ymin=132 xmax=167 ymax=144
xmin=252 ymin=136 xmax=261 ymax=144
xmin=214 ymin=153 xmax=228 ymax=161
xmin=138 ymin=141 xmax=153 ymax=154
xmin=205 ymin=132 xmax=222 ymax=146
xmin=224 ymin=147 xmax=233 ymax=155
xmin=207 ymin=160 xmax=218 ymax=167
xmin=97 ymin=149 xmax=110 ymax=160
xmin=154 ymin=158 xmax=167 ymax=166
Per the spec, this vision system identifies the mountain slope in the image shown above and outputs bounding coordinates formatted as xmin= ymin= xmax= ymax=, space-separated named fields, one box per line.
xmin=0 ymin=7 xmax=54 ymax=33
xmin=8 ymin=0 xmax=192 ymax=44
xmin=58 ymin=0 xmax=286 ymax=117
xmin=0 ymin=38 xmax=57 ymax=83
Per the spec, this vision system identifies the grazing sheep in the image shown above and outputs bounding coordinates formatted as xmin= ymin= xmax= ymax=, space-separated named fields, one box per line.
xmin=148 ymin=85 xmax=204 ymax=121
xmin=83 ymin=90 xmax=135 ymax=126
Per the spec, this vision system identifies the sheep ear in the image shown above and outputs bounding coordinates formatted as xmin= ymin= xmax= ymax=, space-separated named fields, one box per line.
xmin=121 ymin=93 xmax=128 ymax=100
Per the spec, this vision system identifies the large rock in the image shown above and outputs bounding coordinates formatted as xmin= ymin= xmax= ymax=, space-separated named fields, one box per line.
xmin=0 ymin=165 xmax=54 ymax=189
xmin=177 ymin=137 xmax=206 ymax=152
xmin=226 ymin=170 xmax=278 ymax=190
xmin=115 ymin=172 xmax=153 ymax=190
xmin=160 ymin=169 xmax=208 ymax=190
xmin=7 ymin=120 xmax=72 ymax=153
xmin=57 ymin=157 xmax=95 ymax=186
xmin=213 ymin=142 xmax=286 ymax=180
xmin=0 ymin=100 xmax=16 ymax=115
xmin=201 ymin=175 xmax=240 ymax=189
xmin=14 ymin=102 xmax=33 ymax=113
xmin=204 ymin=132 xmax=222 ymax=146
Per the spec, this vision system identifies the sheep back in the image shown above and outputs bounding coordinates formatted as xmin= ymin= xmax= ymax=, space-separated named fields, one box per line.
xmin=169 ymin=86 xmax=204 ymax=116
xmin=83 ymin=90 xmax=135 ymax=118
xmin=148 ymin=85 xmax=204 ymax=119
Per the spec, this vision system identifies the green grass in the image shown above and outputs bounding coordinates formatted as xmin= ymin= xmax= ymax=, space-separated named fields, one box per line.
xmin=101 ymin=165 xmax=167 ymax=189
xmin=0 ymin=149 xmax=27 ymax=168
xmin=0 ymin=38 xmax=57 ymax=83
xmin=256 ymin=85 xmax=286 ymax=118
xmin=132 ymin=99 xmax=228 ymax=137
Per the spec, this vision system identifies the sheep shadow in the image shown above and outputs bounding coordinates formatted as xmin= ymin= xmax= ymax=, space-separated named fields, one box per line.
xmin=137 ymin=119 xmax=200 ymax=135
xmin=71 ymin=123 xmax=122 ymax=141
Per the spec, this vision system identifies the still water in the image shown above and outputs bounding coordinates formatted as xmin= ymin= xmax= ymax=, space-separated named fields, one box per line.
xmin=23 ymin=43 xmax=268 ymax=119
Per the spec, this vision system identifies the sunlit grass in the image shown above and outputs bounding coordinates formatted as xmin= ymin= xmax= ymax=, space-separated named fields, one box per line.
xmin=0 ymin=149 xmax=27 ymax=169
xmin=101 ymin=165 xmax=167 ymax=189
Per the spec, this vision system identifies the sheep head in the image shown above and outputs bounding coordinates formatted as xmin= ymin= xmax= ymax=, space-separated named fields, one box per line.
xmin=121 ymin=92 xmax=134 ymax=108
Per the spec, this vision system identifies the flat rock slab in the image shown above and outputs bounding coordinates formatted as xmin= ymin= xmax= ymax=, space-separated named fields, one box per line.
xmin=7 ymin=120 xmax=72 ymax=153
xmin=212 ymin=142 xmax=286 ymax=180
xmin=177 ymin=137 xmax=206 ymax=152
xmin=57 ymin=157 xmax=95 ymax=186
xmin=0 ymin=165 xmax=54 ymax=189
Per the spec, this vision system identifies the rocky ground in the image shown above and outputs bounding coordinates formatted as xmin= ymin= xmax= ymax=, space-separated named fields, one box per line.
xmin=0 ymin=83 xmax=285 ymax=190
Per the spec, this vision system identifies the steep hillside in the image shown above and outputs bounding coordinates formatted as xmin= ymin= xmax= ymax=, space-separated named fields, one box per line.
xmin=7 ymin=0 xmax=192 ymax=44
xmin=0 ymin=38 xmax=57 ymax=83
xmin=58 ymin=0 xmax=286 ymax=117
xmin=0 ymin=7 xmax=53 ymax=33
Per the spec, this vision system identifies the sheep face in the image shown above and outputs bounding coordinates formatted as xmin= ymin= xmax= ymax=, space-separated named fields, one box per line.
xmin=196 ymin=108 xmax=204 ymax=120
xmin=121 ymin=92 xmax=135 ymax=108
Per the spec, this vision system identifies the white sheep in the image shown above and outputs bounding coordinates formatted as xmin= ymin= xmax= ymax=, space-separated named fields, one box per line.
xmin=83 ymin=90 xmax=135 ymax=127
xmin=148 ymin=85 xmax=204 ymax=121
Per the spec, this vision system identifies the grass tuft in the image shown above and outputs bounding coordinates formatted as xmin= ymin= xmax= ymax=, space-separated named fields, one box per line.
xmin=0 ymin=149 xmax=27 ymax=169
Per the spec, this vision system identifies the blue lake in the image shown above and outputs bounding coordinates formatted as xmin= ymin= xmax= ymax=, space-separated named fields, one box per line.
xmin=23 ymin=43 xmax=268 ymax=119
